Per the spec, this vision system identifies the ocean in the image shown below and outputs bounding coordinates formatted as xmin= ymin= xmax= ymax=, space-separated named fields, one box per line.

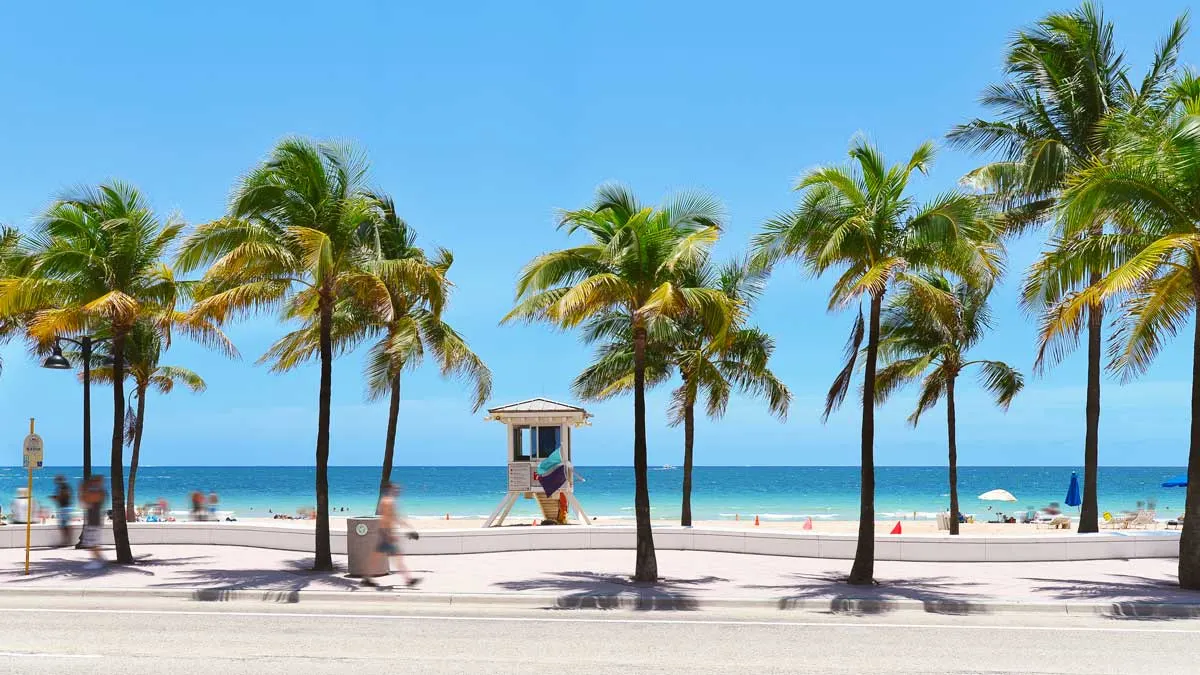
xmin=0 ymin=466 xmax=1187 ymax=521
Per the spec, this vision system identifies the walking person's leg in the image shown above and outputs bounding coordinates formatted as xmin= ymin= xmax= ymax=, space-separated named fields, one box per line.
xmin=389 ymin=551 xmax=414 ymax=586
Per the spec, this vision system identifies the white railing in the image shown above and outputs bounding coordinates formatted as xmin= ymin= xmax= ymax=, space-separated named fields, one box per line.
xmin=0 ymin=522 xmax=1180 ymax=562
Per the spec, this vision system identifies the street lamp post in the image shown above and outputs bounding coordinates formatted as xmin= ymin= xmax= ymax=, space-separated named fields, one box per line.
xmin=42 ymin=335 xmax=109 ymax=479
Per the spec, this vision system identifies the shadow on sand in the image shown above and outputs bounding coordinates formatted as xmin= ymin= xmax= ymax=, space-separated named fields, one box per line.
xmin=493 ymin=570 xmax=728 ymax=611
xmin=743 ymin=572 xmax=989 ymax=615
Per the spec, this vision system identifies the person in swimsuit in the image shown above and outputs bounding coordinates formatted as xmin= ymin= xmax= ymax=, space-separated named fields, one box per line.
xmin=363 ymin=483 xmax=420 ymax=588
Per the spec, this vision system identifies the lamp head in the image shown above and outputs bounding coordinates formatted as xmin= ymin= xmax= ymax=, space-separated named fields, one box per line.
xmin=42 ymin=344 xmax=72 ymax=370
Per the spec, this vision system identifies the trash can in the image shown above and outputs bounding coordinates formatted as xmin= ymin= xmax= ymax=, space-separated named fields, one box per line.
xmin=347 ymin=516 xmax=389 ymax=577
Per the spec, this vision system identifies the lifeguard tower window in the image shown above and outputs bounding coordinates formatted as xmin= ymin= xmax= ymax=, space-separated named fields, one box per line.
xmin=511 ymin=425 xmax=562 ymax=461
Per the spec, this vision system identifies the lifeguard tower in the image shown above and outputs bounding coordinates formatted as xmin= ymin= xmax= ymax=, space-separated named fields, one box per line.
xmin=483 ymin=398 xmax=593 ymax=528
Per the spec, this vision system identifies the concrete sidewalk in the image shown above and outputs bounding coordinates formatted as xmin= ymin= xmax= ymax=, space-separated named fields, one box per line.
xmin=1 ymin=544 xmax=1198 ymax=615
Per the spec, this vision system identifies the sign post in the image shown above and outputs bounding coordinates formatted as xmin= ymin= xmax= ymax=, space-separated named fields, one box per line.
xmin=23 ymin=418 xmax=43 ymax=576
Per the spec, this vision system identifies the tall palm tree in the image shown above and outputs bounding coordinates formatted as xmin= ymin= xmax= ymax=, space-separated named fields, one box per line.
xmin=875 ymin=276 xmax=1023 ymax=535
xmin=0 ymin=182 xmax=192 ymax=564
xmin=1044 ymin=73 xmax=1200 ymax=587
xmin=90 ymin=319 xmax=223 ymax=520
xmin=753 ymin=137 xmax=1000 ymax=584
xmin=261 ymin=193 xmax=492 ymax=501
xmin=947 ymin=3 xmax=1188 ymax=533
xmin=505 ymin=184 xmax=733 ymax=583
xmin=177 ymin=139 xmax=430 ymax=570
xmin=573 ymin=258 xmax=791 ymax=526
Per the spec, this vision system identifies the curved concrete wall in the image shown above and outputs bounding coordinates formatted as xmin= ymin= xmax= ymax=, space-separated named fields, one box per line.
xmin=0 ymin=522 xmax=1180 ymax=562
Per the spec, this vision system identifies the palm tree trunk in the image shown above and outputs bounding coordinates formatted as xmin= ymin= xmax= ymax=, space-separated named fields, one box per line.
xmin=109 ymin=328 xmax=133 ymax=564
xmin=1179 ymin=271 xmax=1200 ymax=589
xmin=378 ymin=375 xmax=401 ymax=511
xmin=1079 ymin=279 xmax=1102 ymax=534
xmin=848 ymin=291 xmax=881 ymax=585
xmin=126 ymin=387 xmax=147 ymax=522
xmin=947 ymin=376 xmax=960 ymax=537
xmin=632 ymin=322 xmax=658 ymax=583
xmin=313 ymin=292 xmax=334 ymax=571
xmin=681 ymin=393 xmax=695 ymax=527
xmin=82 ymin=336 xmax=93 ymax=479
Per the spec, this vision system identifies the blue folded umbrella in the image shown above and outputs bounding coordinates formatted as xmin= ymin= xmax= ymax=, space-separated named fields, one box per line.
xmin=1162 ymin=474 xmax=1188 ymax=488
xmin=1065 ymin=472 xmax=1081 ymax=507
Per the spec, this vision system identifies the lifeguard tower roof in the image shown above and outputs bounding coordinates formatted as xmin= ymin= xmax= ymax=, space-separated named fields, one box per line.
xmin=486 ymin=398 xmax=592 ymax=426
xmin=486 ymin=397 xmax=588 ymax=415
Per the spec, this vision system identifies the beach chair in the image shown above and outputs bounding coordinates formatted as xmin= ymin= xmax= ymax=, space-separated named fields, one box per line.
xmin=1130 ymin=510 xmax=1157 ymax=529
xmin=1048 ymin=515 xmax=1071 ymax=529
xmin=1167 ymin=514 xmax=1185 ymax=529
xmin=1103 ymin=512 xmax=1134 ymax=529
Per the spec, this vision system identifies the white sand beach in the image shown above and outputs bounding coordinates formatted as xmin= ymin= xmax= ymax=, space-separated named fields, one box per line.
xmin=232 ymin=515 xmax=1156 ymax=536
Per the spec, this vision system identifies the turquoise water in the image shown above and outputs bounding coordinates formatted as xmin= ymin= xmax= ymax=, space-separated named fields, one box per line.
xmin=0 ymin=466 xmax=1187 ymax=521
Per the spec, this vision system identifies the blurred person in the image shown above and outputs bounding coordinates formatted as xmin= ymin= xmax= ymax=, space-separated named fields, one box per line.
xmin=9 ymin=487 xmax=37 ymax=524
xmin=207 ymin=491 xmax=219 ymax=520
xmin=190 ymin=491 xmax=205 ymax=521
xmin=363 ymin=483 xmax=420 ymax=588
xmin=79 ymin=476 xmax=106 ymax=568
xmin=52 ymin=475 xmax=73 ymax=545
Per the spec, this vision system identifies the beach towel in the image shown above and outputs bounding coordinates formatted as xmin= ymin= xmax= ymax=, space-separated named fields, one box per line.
xmin=539 ymin=464 xmax=567 ymax=497
xmin=537 ymin=449 xmax=563 ymax=475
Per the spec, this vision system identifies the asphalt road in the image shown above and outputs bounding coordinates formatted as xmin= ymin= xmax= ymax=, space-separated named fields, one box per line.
xmin=0 ymin=596 xmax=1198 ymax=674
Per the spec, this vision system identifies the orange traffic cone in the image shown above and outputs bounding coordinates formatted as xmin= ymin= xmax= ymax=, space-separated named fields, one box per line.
xmin=890 ymin=521 xmax=902 ymax=535
xmin=803 ymin=516 xmax=813 ymax=530
xmin=754 ymin=515 xmax=760 ymax=526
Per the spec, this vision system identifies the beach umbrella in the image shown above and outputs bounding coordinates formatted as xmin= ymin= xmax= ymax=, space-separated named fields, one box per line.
xmin=1162 ymin=474 xmax=1188 ymax=488
xmin=977 ymin=489 xmax=1017 ymax=502
xmin=1065 ymin=472 xmax=1081 ymax=508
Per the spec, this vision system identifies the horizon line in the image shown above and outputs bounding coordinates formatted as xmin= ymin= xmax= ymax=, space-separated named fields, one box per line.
xmin=4 ymin=464 xmax=1187 ymax=469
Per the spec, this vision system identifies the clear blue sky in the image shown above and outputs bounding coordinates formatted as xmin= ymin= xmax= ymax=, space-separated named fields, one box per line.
xmin=0 ymin=1 xmax=1195 ymax=467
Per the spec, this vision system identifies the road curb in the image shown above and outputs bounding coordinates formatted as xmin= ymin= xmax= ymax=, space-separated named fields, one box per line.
xmin=0 ymin=585 xmax=1198 ymax=618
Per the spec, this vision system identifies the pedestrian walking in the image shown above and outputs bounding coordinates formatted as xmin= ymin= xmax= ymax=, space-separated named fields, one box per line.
xmin=363 ymin=483 xmax=420 ymax=588
xmin=52 ymin=475 xmax=73 ymax=546
xmin=79 ymin=475 xmax=106 ymax=569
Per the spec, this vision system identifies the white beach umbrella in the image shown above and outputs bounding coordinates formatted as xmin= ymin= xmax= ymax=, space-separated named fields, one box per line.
xmin=977 ymin=489 xmax=1017 ymax=502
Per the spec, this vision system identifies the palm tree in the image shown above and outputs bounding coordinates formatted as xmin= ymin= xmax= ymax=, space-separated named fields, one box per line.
xmin=573 ymin=258 xmax=791 ymax=526
xmin=0 ymin=182 xmax=191 ymax=564
xmin=875 ymin=276 xmax=1023 ymax=535
xmin=947 ymin=2 xmax=1188 ymax=533
xmin=752 ymin=137 xmax=1000 ymax=584
xmin=505 ymin=184 xmax=733 ymax=583
xmin=1044 ymin=73 xmax=1200 ymax=587
xmin=177 ymin=139 xmax=430 ymax=571
xmin=90 ymin=319 xmax=221 ymax=520
xmin=261 ymin=193 xmax=492 ymax=501
xmin=0 ymin=226 xmax=30 ymax=373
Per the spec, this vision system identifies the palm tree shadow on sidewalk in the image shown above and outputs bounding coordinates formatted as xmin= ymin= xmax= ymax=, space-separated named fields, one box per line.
xmin=4 ymin=554 xmax=212 ymax=583
xmin=148 ymin=557 xmax=362 ymax=602
xmin=742 ymin=572 xmax=988 ymax=615
xmin=494 ymin=570 xmax=729 ymax=611
xmin=1023 ymin=574 xmax=1200 ymax=620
